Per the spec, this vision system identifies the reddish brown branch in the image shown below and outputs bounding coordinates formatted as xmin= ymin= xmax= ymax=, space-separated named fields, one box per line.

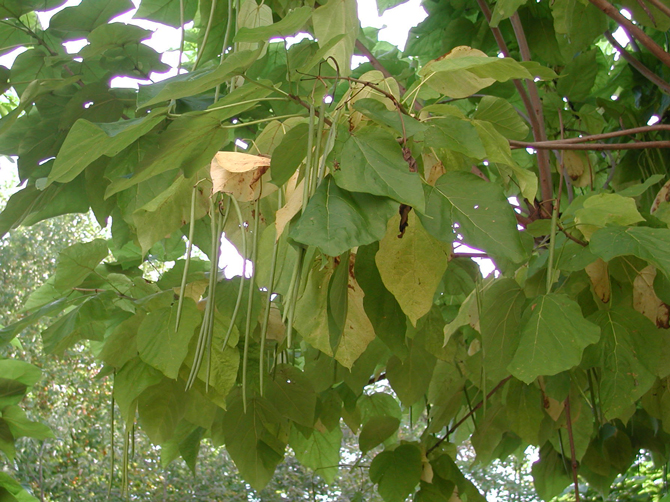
xmin=604 ymin=30 xmax=670 ymax=94
xmin=509 ymin=13 xmax=553 ymax=209
xmin=511 ymin=140 xmax=670 ymax=150
xmin=589 ymin=0 xmax=670 ymax=69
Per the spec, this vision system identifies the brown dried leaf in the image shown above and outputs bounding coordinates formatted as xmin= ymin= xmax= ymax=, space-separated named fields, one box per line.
xmin=634 ymin=265 xmax=670 ymax=328
xmin=585 ymin=258 xmax=610 ymax=303
xmin=211 ymin=152 xmax=271 ymax=201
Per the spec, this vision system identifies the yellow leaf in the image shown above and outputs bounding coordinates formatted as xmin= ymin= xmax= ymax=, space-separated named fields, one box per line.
xmin=334 ymin=276 xmax=376 ymax=369
xmin=634 ymin=265 xmax=670 ymax=328
xmin=560 ymin=151 xmax=591 ymax=188
xmin=651 ymin=179 xmax=670 ymax=214
xmin=275 ymin=179 xmax=304 ymax=241
xmin=585 ymin=258 xmax=610 ymax=303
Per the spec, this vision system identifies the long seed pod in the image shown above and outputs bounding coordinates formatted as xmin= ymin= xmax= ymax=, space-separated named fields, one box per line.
xmin=259 ymin=190 xmax=283 ymax=396
xmin=205 ymin=207 xmax=225 ymax=391
xmin=223 ymin=196 xmax=248 ymax=349
xmin=175 ymin=183 xmax=198 ymax=331
xmin=107 ymin=392 xmax=115 ymax=498
xmin=121 ymin=425 xmax=130 ymax=500
xmin=242 ymin=197 xmax=261 ymax=412
xmin=284 ymin=248 xmax=304 ymax=348
xmin=186 ymin=196 xmax=223 ymax=390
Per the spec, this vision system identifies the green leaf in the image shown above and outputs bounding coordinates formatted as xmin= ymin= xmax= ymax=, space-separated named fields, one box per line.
xmin=590 ymin=226 xmax=670 ymax=279
xmin=133 ymin=174 xmax=209 ymax=255
xmin=480 ymin=278 xmax=525 ymax=382
xmin=423 ymin=117 xmax=487 ymax=159
xmin=114 ymin=357 xmax=164 ymax=424
xmin=334 ymin=127 xmax=425 ymax=211
xmin=264 ymin=364 xmax=316 ymax=427
xmin=352 ymin=99 xmax=427 ymax=138
xmin=359 ymin=416 xmax=400 ymax=454
xmin=53 ymin=239 xmax=109 ymax=291
xmin=386 ymin=341 xmax=436 ymax=406
xmin=431 ymin=455 xmax=486 ymax=502
xmin=490 ymin=0 xmax=528 ymax=26
xmin=419 ymin=55 xmax=548 ymax=99
xmin=134 ymin=0 xmax=198 ymax=27
xmin=354 ymin=243 xmax=408 ymax=357
xmin=0 ymin=471 xmax=38 ymax=502
xmin=531 ymin=444 xmax=572 ymax=501
xmin=375 ymin=0 xmax=409 ymax=14
xmin=617 ymin=174 xmax=665 ymax=197
xmin=289 ymin=425 xmax=342 ymax=483
xmin=0 ymin=360 xmax=41 ymax=388
xmin=290 ymin=175 xmax=396 ymax=257
xmin=137 ymin=378 xmax=187 ymax=444
xmin=137 ymin=49 xmax=260 ymax=108
xmin=270 ymin=122 xmax=309 ymax=186
xmin=473 ymin=96 xmax=529 ymax=141
xmin=47 ymin=111 xmax=166 ymax=185
xmin=49 ymin=0 xmax=134 ymax=39
xmin=1 ymin=406 xmax=52 ymax=440
xmin=556 ymin=49 xmax=599 ymax=102
xmin=375 ymin=212 xmax=450 ymax=326
xmin=422 ymin=171 xmax=527 ymax=262
xmin=585 ymin=309 xmax=659 ymax=420
xmin=222 ymin=392 xmax=286 ymax=491
xmin=79 ymin=23 xmax=152 ymax=59
xmin=0 ymin=379 xmax=27 ymax=409
xmin=369 ymin=444 xmax=422 ymax=502
xmin=137 ymin=299 xmax=200 ymax=379
xmin=506 ymin=380 xmax=545 ymax=445
xmin=312 ymin=0 xmax=358 ymax=76
xmin=552 ymin=0 xmax=607 ymax=55
xmin=234 ymin=6 xmax=312 ymax=43
xmin=508 ymin=294 xmax=600 ymax=383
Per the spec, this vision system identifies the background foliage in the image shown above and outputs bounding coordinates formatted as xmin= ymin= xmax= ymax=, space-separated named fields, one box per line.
xmin=3 ymin=0 xmax=670 ymax=500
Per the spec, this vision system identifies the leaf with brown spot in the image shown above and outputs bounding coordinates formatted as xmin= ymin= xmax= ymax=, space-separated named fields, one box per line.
xmin=634 ymin=265 xmax=670 ymax=328
xmin=585 ymin=258 xmax=610 ymax=303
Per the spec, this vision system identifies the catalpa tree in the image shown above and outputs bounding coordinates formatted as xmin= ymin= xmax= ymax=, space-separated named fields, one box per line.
xmin=1 ymin=0 xmax=670 ymax=500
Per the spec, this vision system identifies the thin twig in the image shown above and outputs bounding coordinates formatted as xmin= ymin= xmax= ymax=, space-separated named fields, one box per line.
xmin=564 ymin=395 xmax=581 ymax=502
xmin=647 ymin=0 xmax=670 ymax=18
xmin=427 ymin=376 xmax=512 ymax=455
xmin=511 ymin=140 xmax=670 ymax=150
xmin=604 ymin=30 xmax=670 ymax=94
xmin=589 ymin=0 xmax=670 ymax=69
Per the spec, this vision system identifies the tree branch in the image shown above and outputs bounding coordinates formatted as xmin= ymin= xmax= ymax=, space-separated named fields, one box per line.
xmin=647 ymin=0 xmax=670 ymax=19
xmin=589 ymin=0 xmax=670 ymax=69
xmin=604 ymin=30 xmax=670 ymax=94
xmin=427 ymin=376 xmax=512 ymax=455
xmin=515 ymin=124 xmax=670 ymax=144
xmin=510 ymin=140 xmax=670 ymax=150
xmin=509 ymin=13 xmax=553 ymax=208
